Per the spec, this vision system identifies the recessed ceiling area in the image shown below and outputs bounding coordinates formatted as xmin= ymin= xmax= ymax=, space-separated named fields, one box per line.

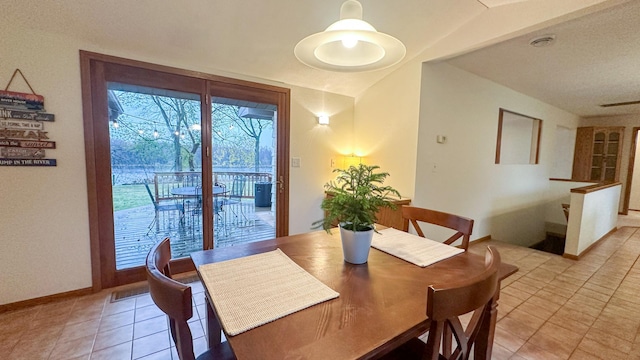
xmin=445 ymin=0 xmax=640 ymax=118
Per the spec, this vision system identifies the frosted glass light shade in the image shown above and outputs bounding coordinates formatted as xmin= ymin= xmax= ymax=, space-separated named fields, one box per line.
xmin=294 ymin=0 xmax=405 ymax=72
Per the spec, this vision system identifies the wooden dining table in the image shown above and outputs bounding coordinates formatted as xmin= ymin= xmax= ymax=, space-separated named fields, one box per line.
xmin=190 ymin=229 xmax=518 ymax=360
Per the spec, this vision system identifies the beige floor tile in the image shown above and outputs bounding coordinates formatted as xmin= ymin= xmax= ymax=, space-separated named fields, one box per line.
xmin=99 ymin=309 xmax=135 ymax=333
xmin=568 ymin=348 xmax=603 ymax=360
xmin=494 ymin=324 xmax=526 ymax=352
xmin=49 ymin=333 xmax=95 ymax=360
xmin=502 ymin=285 xmax=534 ymax=301
xmin=58 ymin=318 xmax=101 ymax=343
xmin=584 ymin=326 xmax=634 ymax=353
xmin=135 ymin=304 xmax=165 ymax=322
xmin=132 ymin=331 xmax=171 ymax=359
xmin=577 ymin=337 xmax=629 ymax=359
xmin=93 ymin=323 xmax=134 ymax=351
xmin=515 ymin=341 xmax=566 ymax=360
xmin=90 ymin=341 xmax=132 ymax=360
xmin=491 ymin=343 xmax=515 ymax=360
xmin=134 ymin=315 xmax=168 ymax=340
xmin=496 ymin=316 xmax=538 ymax=342
xmin=527 ymin=322 xmax=582 ymax=358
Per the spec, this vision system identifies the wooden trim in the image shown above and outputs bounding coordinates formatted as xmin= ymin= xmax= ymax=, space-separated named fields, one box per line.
xmin=622 ymin=127 xmax=640 ymax=215
xmin=495 ymin=110 xmax=504 ymax=164
xmin=562 ymin=227 xmax=618 ymax=260
xmin=534 ymin=117 xmax=542 ymax=164
xmin=0 ymin=287 xmax=93 ymax=313
xmin=469 ymin=235 xmax=492 ymax=244
xmin=80 ymin=52 xmax=102 ymax=293
xmin=79 ymin=51 xmax=288 ymax=94
xmin=549 ymin=178 xmax=584 ymax=182
xmin=570 ymin=181 xmax=622 ymax=194
xmin=495 ymin=108 xmax=542 ymax=165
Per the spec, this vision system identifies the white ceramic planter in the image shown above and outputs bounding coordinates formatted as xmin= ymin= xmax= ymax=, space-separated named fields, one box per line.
xmin=339 ymin=224 xmax=374 ymax=264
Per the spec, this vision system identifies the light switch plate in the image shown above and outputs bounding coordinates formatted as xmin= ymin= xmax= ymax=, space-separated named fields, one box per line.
xmin=291 ymin=157 xmax=301 ymax=168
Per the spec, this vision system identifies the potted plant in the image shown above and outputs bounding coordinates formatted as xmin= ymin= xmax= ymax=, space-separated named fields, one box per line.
xmin=313 ymin=164 xmax=401 ymax=264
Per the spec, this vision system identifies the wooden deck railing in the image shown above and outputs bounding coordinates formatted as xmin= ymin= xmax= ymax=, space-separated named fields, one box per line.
xmin=152 ymin=171 xmax=272 ymax=201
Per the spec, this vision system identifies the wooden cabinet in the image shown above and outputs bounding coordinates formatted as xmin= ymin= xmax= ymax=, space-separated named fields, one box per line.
xmin=324 ymin=192 xmax=411 ymax=230
xmin=572 ymin=127 xmax=624 ymax=181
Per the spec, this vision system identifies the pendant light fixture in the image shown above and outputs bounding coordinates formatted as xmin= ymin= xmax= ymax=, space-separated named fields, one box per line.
xmin=294 ymin=0 xmax=406 ymax=72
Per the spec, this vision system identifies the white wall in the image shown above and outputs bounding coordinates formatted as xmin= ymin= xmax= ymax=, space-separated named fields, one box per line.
xmin=551 ymin=126 xmax=577 ymax=179
xmin=412 ymin=62 xmax=580 ymax=247
xmin=565 ymin=185 xmax=621 ymax=256
xmin=353 ymin=57 xmax=424 ymax=198
xmin=545 ymin=180 xmax=595 ymax=235
xmin=0 ymin=25 xmax=353 ymax=305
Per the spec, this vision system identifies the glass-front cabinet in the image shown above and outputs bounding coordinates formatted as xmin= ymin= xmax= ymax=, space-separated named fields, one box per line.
xmin=572 ymin=126 xmax=624 ymax=182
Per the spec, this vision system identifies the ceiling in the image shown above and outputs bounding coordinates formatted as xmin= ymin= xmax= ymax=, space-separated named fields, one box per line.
xmin=4 ymin=0 xmax=485 ymax=97
xmin=4 ymin=0 xmax=636 ymax=117
xmin=446 ymin=0 xmax=640 ymax=118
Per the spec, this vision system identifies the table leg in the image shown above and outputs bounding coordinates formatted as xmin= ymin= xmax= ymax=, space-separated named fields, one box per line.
xmin=206 ymin=297 xmax=222 ymax=348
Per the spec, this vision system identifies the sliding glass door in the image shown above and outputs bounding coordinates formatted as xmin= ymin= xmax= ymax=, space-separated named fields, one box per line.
xmin=81 ymin=52 xmax=290 ymax=289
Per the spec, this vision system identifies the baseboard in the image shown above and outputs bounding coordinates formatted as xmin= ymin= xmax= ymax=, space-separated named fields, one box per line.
xmin=563 ymin=227 xmax=618 ymax=260
xmin=470 ymin=235 xmax=491 ymax=244
xmin=0 ymin=287 xmax=94 ymax=313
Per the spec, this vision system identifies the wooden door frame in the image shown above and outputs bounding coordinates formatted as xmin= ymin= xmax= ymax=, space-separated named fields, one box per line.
xmin=622 ymin=127 xmax=640 ymax=214
xmin=80 ymin=51 xmax=290 ymax=290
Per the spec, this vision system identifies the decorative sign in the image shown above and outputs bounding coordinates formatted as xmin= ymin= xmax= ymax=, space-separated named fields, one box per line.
xmin=0 ymin=158 xmax=56 ymax=166
xmin=0 ymin=69 xmax=57 ymax=166
xmin=0 ymin=147 xmax=45 ymax=159
xmin=0 ymin=139 xmax=56 ymax=149
xmin=0 ymin=90 xmax=44 ymax=111
xmin=0 ymin=108 xmax=54 ymax=122
xmin=0 ymin=119 xmax=43 ymax=130
xmin=0 ymin=129 xmax=49 ymax=140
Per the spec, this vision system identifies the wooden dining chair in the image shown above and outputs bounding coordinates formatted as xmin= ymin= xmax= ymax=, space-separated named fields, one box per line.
xmin=146 ymin=238 xmax=235 ymax=360
xmin=381 ymin=246 xmax=501 ymax=360
xmin=401 ymin=206 xmax=474 ymax=251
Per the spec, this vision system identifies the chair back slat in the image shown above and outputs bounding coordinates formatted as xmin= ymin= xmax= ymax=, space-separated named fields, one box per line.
xmin=402 ymin=206 xmax=474 ymax=250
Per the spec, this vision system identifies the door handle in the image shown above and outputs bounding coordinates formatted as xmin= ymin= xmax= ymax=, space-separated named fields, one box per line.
xmin=276 ymin=175 xmax=285 ymax=193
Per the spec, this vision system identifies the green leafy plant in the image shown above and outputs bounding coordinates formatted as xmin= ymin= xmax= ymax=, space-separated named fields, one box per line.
xmin=313 ymin=164 xmax=401 ymax=232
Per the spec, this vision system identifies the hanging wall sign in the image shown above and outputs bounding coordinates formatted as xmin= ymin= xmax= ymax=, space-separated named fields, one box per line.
xmin=0 ymin=139 xmax=56 ymax=149
xmin=0 ymin=147 xmax=45 ymax=158
xmin=0 ymin=69 xmax=56 ymax=166
xmin=0 ymin=119 xmax=44 ymax=130
xmin=0 ymin=108 xmax=54 ymax=121
xmin=0 ymin=158 xmax=56 ymax=166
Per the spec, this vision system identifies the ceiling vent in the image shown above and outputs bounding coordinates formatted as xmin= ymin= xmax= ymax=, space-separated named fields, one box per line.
xmin=529 ymin=35 xmax=556 ymax=47
xmin=600 ymin=100 xmax=640 ymax=108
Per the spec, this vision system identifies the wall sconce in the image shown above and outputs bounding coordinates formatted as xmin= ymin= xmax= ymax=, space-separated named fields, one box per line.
xmin=342 ymin=154 xmax=365 ymax=168
xmin=318 ymin=115 xmax=330 ymax=125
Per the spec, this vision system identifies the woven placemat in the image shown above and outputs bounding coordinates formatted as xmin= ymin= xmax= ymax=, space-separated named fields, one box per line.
xmin=199 ymin=249 xmax=339 ymax=336
xmin=371 ymin=228 xmax=464 ymax=267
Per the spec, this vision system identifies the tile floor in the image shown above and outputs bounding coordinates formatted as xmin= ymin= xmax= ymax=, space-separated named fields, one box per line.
xmin=2 ymin=225 xmax=640 ymax=359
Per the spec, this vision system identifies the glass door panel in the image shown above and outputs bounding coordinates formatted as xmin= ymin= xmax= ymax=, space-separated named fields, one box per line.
xmin=108 ymin=83 xmax=203 ymax=269
xmin=211 ymin=97 xmax=276 ymax=247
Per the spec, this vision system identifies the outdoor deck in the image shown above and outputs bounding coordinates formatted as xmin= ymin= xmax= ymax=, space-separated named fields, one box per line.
xmin=114 ymin=200 xmax=275 ymax=269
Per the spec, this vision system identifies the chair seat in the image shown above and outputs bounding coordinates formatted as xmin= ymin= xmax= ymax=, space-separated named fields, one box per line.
xmin=196 ymin=341 xmax=235 ymax=360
